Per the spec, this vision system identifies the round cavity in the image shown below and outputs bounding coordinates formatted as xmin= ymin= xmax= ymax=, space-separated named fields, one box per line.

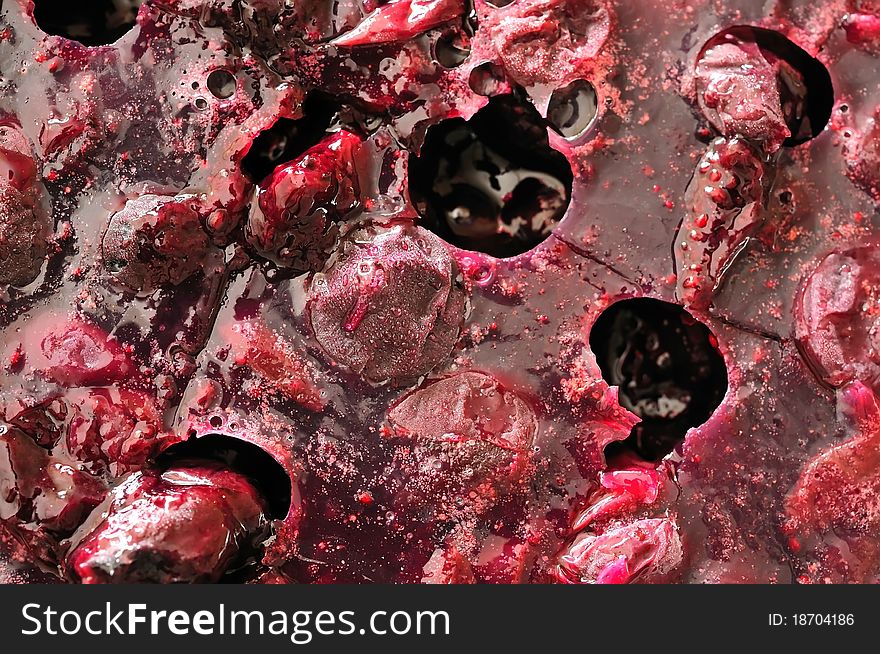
xmin=547 ymin=79 xmax=599 ymax=139
xmin=32 ymin=0 xmax=143 ymax=46
xmin=589 ymin=298 xmax=728 ymax=462
xmin=156 ymin=434 xmax=293 ymax=519
xmin=409 ymin=93 xmax=573 ymax=258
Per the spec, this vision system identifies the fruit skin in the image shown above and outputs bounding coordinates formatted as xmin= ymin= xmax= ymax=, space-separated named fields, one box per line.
xmin=0 ymin=427 xmax=107 ymax=565
xmin=67 ymin=463 xmax=269 ymax=584
xmin=571 ymin=463 xmax=664 ymax=532
xmin=694 ymin=38 xmax=798 ymax=152
xmin=33 ymin=316 xmax=135 ymax=388
xmin=794 ymin=245 xmax=880 ymax=390
xmin=246 ymin=130 xmax=362 ymax=272
xmin=386 ymin=371 xmax=537 ymax=512
xmin=102 ymin=194 xmax=219 ymax=294
xmin=674 ymin=136 xmax=771 ymax=310
xmin=846 ymin=108 xmax=880 ymax=202
xmin=784 ymin=383 xmax=880 ymax=583
xmin=309 ymin=222 xmax=467 ymax=383
xmin=488 ymin=0 xmax=612 ymax=89
xmin=555 ymin=517 xmax=684 ymax=584
xmin=0 ymin=184 xmax=48 ymax=289
xmin=331 ymin=0 xmax=465 ymax=47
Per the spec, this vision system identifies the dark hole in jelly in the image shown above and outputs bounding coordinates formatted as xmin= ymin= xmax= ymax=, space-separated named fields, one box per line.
xmin=409 ymin=93 xmax=573 ymax=258
xmin=241 ymin=93 xmax=340 ymax=184
xmin=547 ymin=79 xmax=599 ymax=139
xmin=697 ymin=25 xmax=834 ymax=146
xmin=435 ymin=30 xmax=471 ymax=68
xmin=207 ymin=69 xmax=237 ymax=100
xmin=589 ymin=298 xmax=728 ymax=462
xmin=32 ymin=0 xmax=142 ymax=46
xmin=156 ymin=434 xmax=292 ymax=519
xmin=468 ymin=61 xmax=507 ymax=97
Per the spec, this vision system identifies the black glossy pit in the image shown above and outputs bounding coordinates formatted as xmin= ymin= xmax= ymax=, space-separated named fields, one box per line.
xmin=547 ymin=79 xmax=599 ymax=139
xmin=435 ymin=30 xmax=471 ymax=68
xmin=241 ymin=93 xmax=340 ymax=184
xmin=409 ymin=93 xmax=573 ymax=258
xmin=207 ymin=69 xmax=237 ymax=100
xmin=157 ymin=434 xmax=292 ymax=519
xmin=590 ymin=298 xmax=728 ymax=462
xmin=468 ymin=62 xmax=507 ymax=97
xmin=32 ymin=0 xmax=142 ymax=46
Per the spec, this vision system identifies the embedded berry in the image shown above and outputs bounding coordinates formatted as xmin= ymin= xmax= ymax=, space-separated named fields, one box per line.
xmin=0 ymin=122 xmax=37 ymax=192
xmin=489 ymin=0 xmax=612 ymax=89
xmin=572 ymin=464 xmax=664 ymax=532
xmin=64 ymin=388 xmax=167 ymax=477
xmin=0 ymin=428 xmax=106 ymax=537
xmin=695 ymin=38 xmax=802 ymax=150
xmin=787 ymin=410 xmax=880 ymax=536
xmin=225 ymin=319 xmax=325 ymax=410
xmin=783 ymin=382 xmax=880 ymax=583
xmin=309 ymin=222 xmax=467 ymax=383
xmin=674 ymin=137 xmax=770 ymax=309
xmin=23 ymin=316 xmax=135 ymax=387
xmin=556 ymin=517 xmax=684 ymax=584
xmin=386 ymin=371 xmax=537 ymax=510
xmin=67 ymin=463 xmax=269 ymax=584
xmin=0 ymin=184 xmax=48 ymax=288
xmin=794 ymin=245 xmax=880 ymax=389
xmin=246 ymin=130 xmax=362 ymax=271
xmin=101 ymin=194 xmax=218 ymax=293
xmin=843 ymin=12 xmax=880 ymax=53
xmin=35 ymin=317 xmax=134 ymax=387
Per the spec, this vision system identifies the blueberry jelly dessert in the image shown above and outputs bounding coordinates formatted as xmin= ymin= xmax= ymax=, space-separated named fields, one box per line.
xmin=0 ymin=0 xmax=877 ymax=584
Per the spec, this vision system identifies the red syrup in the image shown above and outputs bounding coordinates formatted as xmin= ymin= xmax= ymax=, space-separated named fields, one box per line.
xmin=0 ymin=0 xmax=876 ymax=585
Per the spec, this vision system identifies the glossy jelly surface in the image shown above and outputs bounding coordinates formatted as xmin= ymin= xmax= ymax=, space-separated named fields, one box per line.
xmin=0 ymin=0 xmax=878 ymax=584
